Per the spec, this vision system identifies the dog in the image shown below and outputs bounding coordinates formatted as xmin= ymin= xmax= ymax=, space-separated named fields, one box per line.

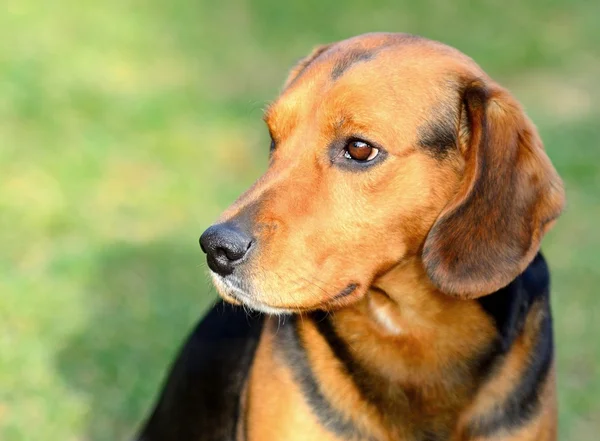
xmin=137 ymin=33 xmax=565 ymax=441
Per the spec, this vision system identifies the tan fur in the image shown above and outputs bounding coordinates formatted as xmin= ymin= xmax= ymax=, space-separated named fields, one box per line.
xmin=423 ymin=85 xmax=565 ymax=298
xmin=212 ymin=33 xmax=564 ymax=440
xmin=453 ymin=303 xmax=556 ymax=440
xmin=245 ymin=319 xmax=341 ymax=441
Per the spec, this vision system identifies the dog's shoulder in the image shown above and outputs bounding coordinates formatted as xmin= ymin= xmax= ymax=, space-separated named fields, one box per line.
xmin=466 ymin=252 xmax=555 ymax=437
xmin=478 ymin=251 xmax=551 ymax=351
xmin=137 ymin=301 xmax=265 ymax=441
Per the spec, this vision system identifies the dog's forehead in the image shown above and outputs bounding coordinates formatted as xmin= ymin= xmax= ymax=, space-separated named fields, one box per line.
xmin=310 ymin=34 xmax=477 ymax=87
xmin=266 ymin=34 xmax=482 ymax=126
xmin=326 ymin=34 xmax=466 ymax=78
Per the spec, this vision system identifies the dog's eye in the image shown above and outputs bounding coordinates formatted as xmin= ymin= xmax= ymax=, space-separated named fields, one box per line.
xmin=344 ymin=140 xmax=379 ymax=161
xmin=270 ymin=138 xmax=276 ymax=153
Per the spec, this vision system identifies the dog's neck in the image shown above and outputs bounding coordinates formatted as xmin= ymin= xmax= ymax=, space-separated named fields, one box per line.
xmin=310 ymin=256 xmax=499 ymax=436
xmin=367 ymin=256 xmax=445 ymax=337
xmin=329 ymin=256 xmax=497 ymax=379
xmin=264 ymin=254 xmax=552 ymax=439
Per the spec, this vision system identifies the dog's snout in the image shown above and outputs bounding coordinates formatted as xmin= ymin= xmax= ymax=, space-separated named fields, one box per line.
xmin=199 ymin=223 xmax=253 ymax=276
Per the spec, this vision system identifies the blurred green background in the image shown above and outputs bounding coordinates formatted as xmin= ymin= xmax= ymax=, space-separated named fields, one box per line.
xmin=1 ymin=0 xmax=599 ymax=439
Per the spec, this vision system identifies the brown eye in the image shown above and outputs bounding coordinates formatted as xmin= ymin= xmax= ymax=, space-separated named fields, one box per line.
xmin=344 ymin=140 xmax=379 ymax=161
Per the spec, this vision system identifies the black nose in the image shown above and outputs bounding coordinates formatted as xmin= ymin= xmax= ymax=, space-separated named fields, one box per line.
xmin=199 ymin=223 xmax=253 ymax=276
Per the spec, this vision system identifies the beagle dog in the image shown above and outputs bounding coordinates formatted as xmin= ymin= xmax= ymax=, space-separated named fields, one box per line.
xmin=137 ymin=33 xmax=565 ymax=441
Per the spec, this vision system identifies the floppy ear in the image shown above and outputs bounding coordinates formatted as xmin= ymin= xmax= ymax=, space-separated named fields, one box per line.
xmin=282 ymin=43 xmax=333 ymax=89
xmin=422 ymin=80 xmax=565 ymax=299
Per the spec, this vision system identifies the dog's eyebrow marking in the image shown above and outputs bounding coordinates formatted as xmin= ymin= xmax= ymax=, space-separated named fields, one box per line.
xmin=417 ymin=104 xmax=459 ymax=159
xmin=331 ymin=48 xmax=377 ymax=80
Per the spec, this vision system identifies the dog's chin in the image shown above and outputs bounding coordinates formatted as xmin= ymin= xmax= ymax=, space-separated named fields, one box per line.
xmin=211 ymin=272 xmax=364 ymax=315
xmin=212 ymin=274 xmax=296 ymax=315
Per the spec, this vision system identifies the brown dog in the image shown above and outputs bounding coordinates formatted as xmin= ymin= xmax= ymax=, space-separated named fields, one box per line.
xmin=138 ymin=33 xmax=565 ymax=441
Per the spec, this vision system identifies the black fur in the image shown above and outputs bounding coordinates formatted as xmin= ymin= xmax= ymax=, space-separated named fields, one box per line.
xmin=311 ymin=311 xmax=373 ymax=402
xmin=136 ymin=301 xmax=264 ymax=441
xmin=471 ymin=252 xmax=554 ymax=436
xmin=478 ymin=253 xmax=549 ymax=351
xmin=331 ymin=48 xmax=376 ymax=80
xmin=417 ymin=105 xmax=458 ymax=159
xmin=136 ymin=254 xmax=553 ymax=440
xmin=275 ymin=315 xmax=371 ymax=440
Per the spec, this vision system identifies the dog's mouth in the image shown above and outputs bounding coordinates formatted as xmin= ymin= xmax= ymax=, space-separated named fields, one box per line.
xmin=212 ymin=275 xmax=296 ymax=315
xmin=333 ymin=283 xmax=358 ymax=299
xmin=211 ymin=273 xmax=362 ymax=315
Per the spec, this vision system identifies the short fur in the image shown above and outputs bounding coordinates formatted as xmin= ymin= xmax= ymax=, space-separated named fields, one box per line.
xmin=137 ymin=33 xmax=564 ymax=441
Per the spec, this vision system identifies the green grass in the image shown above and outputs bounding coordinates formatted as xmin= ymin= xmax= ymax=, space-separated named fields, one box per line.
xmin=1 ymin=0 xmax=598 ymax=439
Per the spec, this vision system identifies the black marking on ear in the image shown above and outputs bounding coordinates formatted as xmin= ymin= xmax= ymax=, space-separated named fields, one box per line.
xmin=469 ymin=253 xmax=554 ymax=437
xmin=276 ymin=315 xmax=368 ymax=440
xmin=331 ymin=48 xmax=376 ymax=80
xmin=417 ymin=104 xmax=458 ymax=159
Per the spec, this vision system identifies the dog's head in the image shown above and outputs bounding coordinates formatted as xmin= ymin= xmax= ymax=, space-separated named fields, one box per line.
xmin=200 ymin=33 xmax=564 ymax=313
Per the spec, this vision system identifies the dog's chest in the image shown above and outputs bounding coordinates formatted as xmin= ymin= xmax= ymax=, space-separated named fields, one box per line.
xmin=242 ymin=315 xmax=486 ymax=441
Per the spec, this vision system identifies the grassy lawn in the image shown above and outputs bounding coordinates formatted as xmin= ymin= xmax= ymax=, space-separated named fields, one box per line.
xmin=1 ymin=0 xmax=598 ymax=439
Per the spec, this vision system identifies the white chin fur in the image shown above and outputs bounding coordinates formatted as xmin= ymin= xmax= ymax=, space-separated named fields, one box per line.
xmin=212 ymin=274 xmax=295 ymax=316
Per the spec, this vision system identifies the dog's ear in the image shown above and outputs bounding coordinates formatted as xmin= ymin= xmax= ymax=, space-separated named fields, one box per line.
xmin=283 ymin=44 xmax=333 ymax=89
xmin=422 ymin=80 xmax=565 ymax=299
